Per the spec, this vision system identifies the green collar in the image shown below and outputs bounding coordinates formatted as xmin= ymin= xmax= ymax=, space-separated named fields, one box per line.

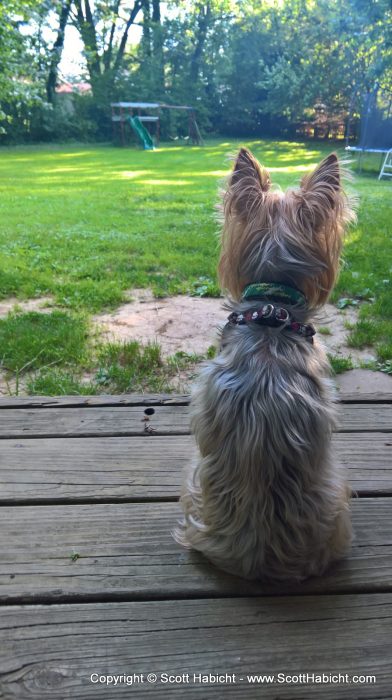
xmin=242 ymin=282 xmax=306 ymax=306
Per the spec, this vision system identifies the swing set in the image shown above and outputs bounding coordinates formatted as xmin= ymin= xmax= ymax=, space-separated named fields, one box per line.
xmin=111 ymin=101 xmax=203 ymax=149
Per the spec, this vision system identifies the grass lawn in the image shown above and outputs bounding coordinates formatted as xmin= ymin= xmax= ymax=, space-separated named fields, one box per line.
xmin=0 ymin=139 xmax=391 ymax=394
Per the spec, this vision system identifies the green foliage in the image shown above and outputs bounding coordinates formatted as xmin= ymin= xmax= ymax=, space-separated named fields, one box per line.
xmin=191 ymin=277 xmax=221 ymax=298
xmin=0 ymin=2 xmax=42 ymax=140
xmin=377 ymin=360 xmax=392 ymax=375
xmin=27 ymin=369 xmax=98 ymax=395
xmin=0 ymin=142 xmax=220 ymax=309
xmin=251 ymin=0 xmax=392 ymax=125
xmin=0 ymin=140 xmax=390 ymax=396
xmin=0 ymin=311 xmax=88 ymax=372
xmin=95 ymin=340 xmax=164 ymax=392
xmin=332 ymin=169 xmax=392 ymax=364
xmin=0 ymin=141 xmax=390 ymax=361
xmin=26 ymin=339 xmax=202 ymax=395
xmin=328 ymin=355 xmax=354 ymax=375
xmin=0 ymin=1 xmax=390 ymax=142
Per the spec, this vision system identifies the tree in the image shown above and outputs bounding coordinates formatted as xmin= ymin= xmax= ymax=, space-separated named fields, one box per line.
xmin=1 ymin=0 xmax=391 ymax=142
xmin=219 ymin=0 xmax=391 ymax=134
xmin=0 ymin=1 xmax=45 ymax=139
xmin=72 ymin=0 xmax=144 ymax=97
xmin=139 ymin=0 xmax=165 ymax=98
xmin=46 ymin=0 xmax=72 ymax=103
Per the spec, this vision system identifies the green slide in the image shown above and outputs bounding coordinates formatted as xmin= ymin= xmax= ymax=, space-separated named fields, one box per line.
xmin=128 ymin=116 xmax=154 ymax=150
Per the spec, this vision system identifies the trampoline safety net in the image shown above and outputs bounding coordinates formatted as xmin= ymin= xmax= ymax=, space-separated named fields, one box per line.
xmin=347 ymin=83 xmax=392 ymax=152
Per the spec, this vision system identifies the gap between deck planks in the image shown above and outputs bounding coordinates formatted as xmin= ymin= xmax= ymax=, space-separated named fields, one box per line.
xmin=0 ymin=388 xmax=391 ymax=407
xmin=1 ymin=594 xmax=391 ymax=699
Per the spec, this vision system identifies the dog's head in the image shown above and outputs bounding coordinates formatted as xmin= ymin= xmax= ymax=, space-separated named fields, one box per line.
xmin=218 ymin=148 xmax=356 ymax=307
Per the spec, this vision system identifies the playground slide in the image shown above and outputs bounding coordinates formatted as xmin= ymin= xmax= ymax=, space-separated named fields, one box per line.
xmin=128 ymin=116 xmax=154 ymax=150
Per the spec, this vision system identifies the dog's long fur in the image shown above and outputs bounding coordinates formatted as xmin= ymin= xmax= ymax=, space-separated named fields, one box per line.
xmin=174 ymin=148 xmax=356 ymax=581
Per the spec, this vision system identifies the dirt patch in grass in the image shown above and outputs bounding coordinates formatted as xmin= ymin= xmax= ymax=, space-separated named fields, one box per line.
xmin=0 ymin=296 xmax=54 ymax=318
xmin=93 ymin=289 xmax=220 ymax=356
xmin=0 ymin=290 xmax=370 ymax=365
xmin=316 ymin=305 xmax=376 ymax=364
xmin=93 ymin=289 xmax=376 ymax=364
xmin=0 ymin=372 xmax=25 ymax=396
xmin=0 ymin=290 xmax=379 ymax=397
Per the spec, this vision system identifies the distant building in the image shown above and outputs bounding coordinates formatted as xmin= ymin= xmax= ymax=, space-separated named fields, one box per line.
xmin=55 ymin=78 xmax=91 ymax=114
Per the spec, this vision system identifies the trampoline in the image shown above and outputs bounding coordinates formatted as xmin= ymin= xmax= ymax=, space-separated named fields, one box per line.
xmin=346 ymin=83 xmax=392 ymax=178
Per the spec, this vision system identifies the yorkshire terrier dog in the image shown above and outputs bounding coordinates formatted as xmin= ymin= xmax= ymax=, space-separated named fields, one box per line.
xmin=175 ymin=148 xmax=356 ymax=581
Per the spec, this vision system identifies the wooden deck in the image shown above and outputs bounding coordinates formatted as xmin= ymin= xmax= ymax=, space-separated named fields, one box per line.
xmin=0 ymin=390 xmax=391 ymax=698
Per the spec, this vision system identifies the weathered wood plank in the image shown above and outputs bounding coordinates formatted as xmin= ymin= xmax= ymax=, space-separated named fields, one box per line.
xmin=0 ymin=405 xmax=187 ymax=437
xmin=0 ymin=499 xmax=391 ymax=603
xmin=0 ymin=434 xmax=391 ymax=503
xmin=0 ymin=594 xmax=390 ymax=698
xmin=0 ymin=404 xmax=390 ymax=438
xmin=0 ymin=435 xmax=191 ymax=502
xmin=335 ymin=433 xmax=392 ymax=494
xmin=337 ymin=404 xmax=392 ymax=432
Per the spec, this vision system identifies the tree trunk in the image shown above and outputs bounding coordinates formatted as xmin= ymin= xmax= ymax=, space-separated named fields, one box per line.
xmin=103 ymin=1 xmax=122 ymax=71
xmin=151 ymin=0 xmax=164 ymax=96
xmin=112 ymin=1 xmax=143 ymax=75
xmin=142 ymin=0 xmax=151 ymax=57
xmin=46 ymin=0 xmax=72 ymax=103
xmin=190 ymin=3 xmax=211 ymax=87
xmin=152 ymin=0 xmax=160 ymax=23
xmin=74 ymin=0 xmax=101 ymax=90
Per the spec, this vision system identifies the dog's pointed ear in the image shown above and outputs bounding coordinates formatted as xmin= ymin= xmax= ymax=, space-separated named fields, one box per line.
xmin=300 ymin=153 xmax=341 ymax=208
xmin=225 ymin=148 xmax=270 ymax=219
xmin=231 ymin=148 xmax=271 ymax=191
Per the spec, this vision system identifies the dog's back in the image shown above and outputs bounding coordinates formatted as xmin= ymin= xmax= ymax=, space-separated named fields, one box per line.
xmin=176 ymin=323 xmax=351 ymax=581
